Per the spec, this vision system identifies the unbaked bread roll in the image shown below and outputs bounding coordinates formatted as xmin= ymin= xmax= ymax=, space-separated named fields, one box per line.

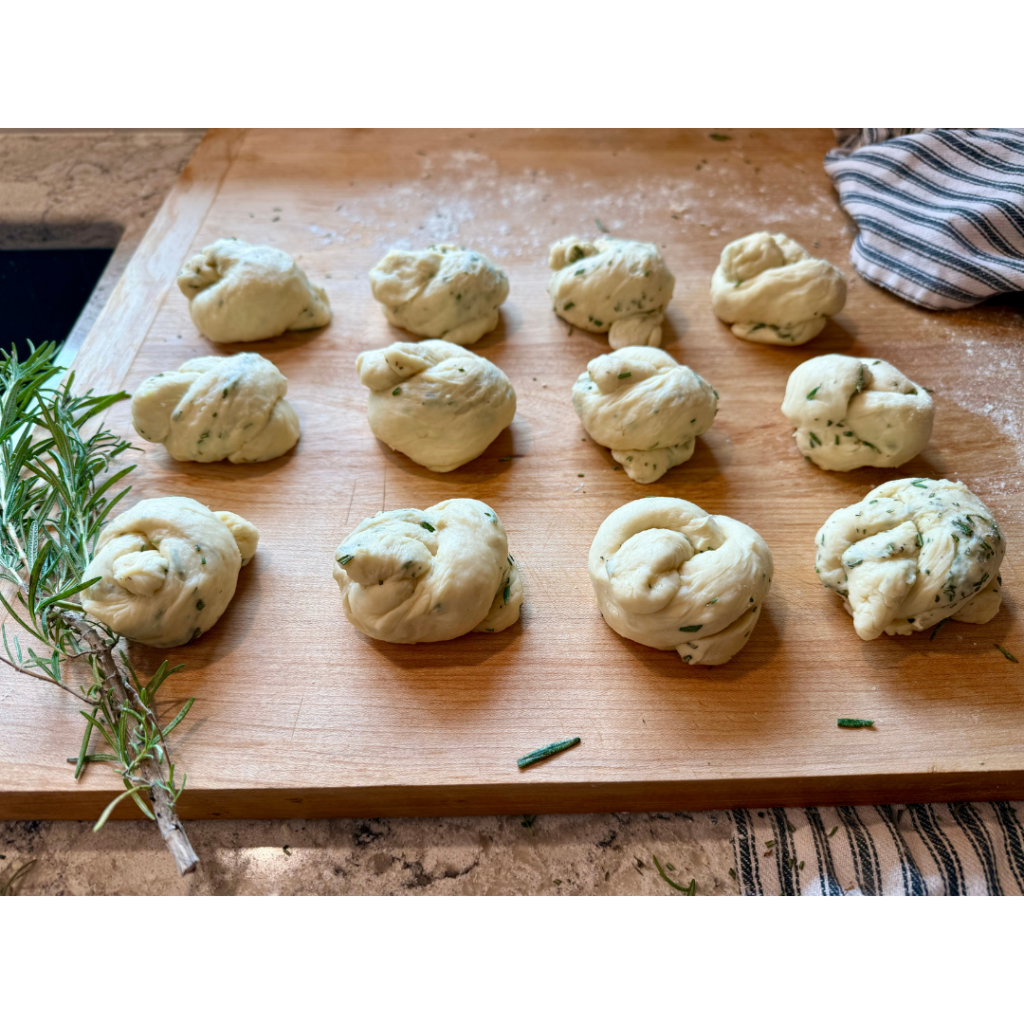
xmin=368 ymin=244 xmax=509 ymax=345
xmin=132 ymin=352 xmax=300 ymax=463
xmin=589 ymin=497 xmax=773 ymax=665
xmin=815 ymin=478 xmax=1004 ymax=641
xmin=356 ymin=340 xmax=516 ymax=472
xmin=710 ymin=232 xmax=846 ymax=345
xmin=572 ymin=347 xmax=718 ymax=483
xmin=177 ymin=238 xmax=331 ymax=343
xmin=81 ymin=497 xmax=258 ymax=648
xmin=782 ymin=354 xmax=933 ymax=470
xmin=548 ymin=236 xmax=675 ymax=348
xmin=333 ymin=499 xmax=522 ymax=643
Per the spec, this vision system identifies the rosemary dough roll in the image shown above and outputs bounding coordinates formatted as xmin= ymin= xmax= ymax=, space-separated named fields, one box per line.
xmin=710 ymin=232 xmax=846 ymax=345
xmin=333 ymin=499 xmax=522 ymax=644
xmin=177 ymin=238 xmax=331 ymax=343
xmin=356 ymin=339 xmax=516 ymax=472
xmin=572 ymin=346 xmax=718 ymax=483
xmin=368 ymin=244 xmax=509 ymax=345
xmin=589 ymin=497 xmax=773 ymax=666
xmin=815 ymin=478 xmax=1004 ymax=641
xmin=548 ymin=236 xmax=675 ymax=348
xmin=132 ymin=352 xmax=300 ymax=463
xmin=81 ymin=497 xmax=258 ymax=648
xmin=781 ymin=353 xmax=934 ymax=470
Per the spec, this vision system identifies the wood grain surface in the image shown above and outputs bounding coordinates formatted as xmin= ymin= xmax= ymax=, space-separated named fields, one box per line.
xmin=2 ymin=129 xmax=1022 ymax=820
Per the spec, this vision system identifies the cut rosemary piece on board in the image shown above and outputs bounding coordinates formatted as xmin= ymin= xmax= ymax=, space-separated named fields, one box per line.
xmin=517 ymin=736 xmax=581 ymax=769
xmin=995 ymin=644 xmax=1019 ymax=664
xmin=0 ymin=342 xmax=197 ymax=875
xmin=837 ymin=718 xmax=875 ymax=728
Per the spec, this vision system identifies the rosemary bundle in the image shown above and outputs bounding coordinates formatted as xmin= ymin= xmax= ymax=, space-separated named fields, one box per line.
xmin=0 ymin=343 xmax=197 ymax=875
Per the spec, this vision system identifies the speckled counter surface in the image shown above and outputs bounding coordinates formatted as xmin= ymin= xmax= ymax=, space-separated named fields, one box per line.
xmin=1 ymin=813 xmax=742 ymax=895
xmin=0 ymin=129 xmax=741 ymax=895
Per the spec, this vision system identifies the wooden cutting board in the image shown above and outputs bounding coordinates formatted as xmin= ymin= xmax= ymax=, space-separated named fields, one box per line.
xmin=2 ymin=129 xmax=1022 ymax=821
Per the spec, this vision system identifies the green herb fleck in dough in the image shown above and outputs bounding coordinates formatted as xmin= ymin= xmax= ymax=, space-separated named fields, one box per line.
xmin=338 ymin=553 xmax=354 ymax=565
xmin=678 ymin=624 xmax=703 ymax=633
xmin=618 ymin=371 xmax=632 ymax=379
xmin=196 ymin=600 xmax=205 ymax=611
xmin=807 ymin=386 xmax=820 ymax=400
xmin=419 ymin=521 xmax=435 ymax=532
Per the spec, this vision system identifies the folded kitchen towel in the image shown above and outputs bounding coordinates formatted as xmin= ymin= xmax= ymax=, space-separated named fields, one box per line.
xmin=732 ymin=801 xmax=1024 ymax=896
xmin=823 ymin=129 xmax=1024 ymax=310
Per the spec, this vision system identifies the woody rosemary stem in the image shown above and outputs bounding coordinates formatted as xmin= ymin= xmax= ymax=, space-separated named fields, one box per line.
xmin=60 ymin=614 xmax=199 ymax=875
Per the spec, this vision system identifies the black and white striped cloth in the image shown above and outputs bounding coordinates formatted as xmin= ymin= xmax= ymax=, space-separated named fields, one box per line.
xmin=731 ymin=802 xmax=1024 ymax=896
xmin=823 ymin=129 xmax=1024 ymax=310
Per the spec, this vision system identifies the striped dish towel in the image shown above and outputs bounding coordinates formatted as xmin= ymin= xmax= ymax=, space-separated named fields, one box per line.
xmin=823 ymin=129 xmax=1024 ymax=310
xmin=732 ymin=802 xmax=1024 ymax=895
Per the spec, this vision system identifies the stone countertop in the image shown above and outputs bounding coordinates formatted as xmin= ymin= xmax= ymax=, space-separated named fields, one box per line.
xmin=0 ymin=129 xmax=739 ymax=896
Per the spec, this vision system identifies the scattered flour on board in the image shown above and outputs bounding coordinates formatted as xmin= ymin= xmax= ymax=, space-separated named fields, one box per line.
xmin=305 ymin=146 xmax=844 ymax=260
xmin=936 ymin=324 xmax=1024 ymax=486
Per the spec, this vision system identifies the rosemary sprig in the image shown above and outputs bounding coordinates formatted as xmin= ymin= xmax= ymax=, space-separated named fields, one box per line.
xmin=0 ymin=343 xmax=197 ymax=875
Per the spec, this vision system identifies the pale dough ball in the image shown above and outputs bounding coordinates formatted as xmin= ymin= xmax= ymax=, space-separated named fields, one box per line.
xmin=548 ymin=236 xmax=675 ymax=348
xmin=368 ymin=244 xmax=509 ymax=345
xmin=782 ymin=354 xmax=934 ymax=470
xmin=81 ymin=497 xmax=259 ymax=648
xmin=356 ymin=340 xmax=516 ymax=472
xmin=572 ymin=347 xmax=718 ymax=483
xmin=132 ymin=352 xmax=300 ymax=464
xmin=333 ymin=498 xmax=523 ymax=644
xmin=710 ymin=232 xmax=846 ymax=345
xmin=589 ymin=497 xmax=773 ymax=666
xmin=815 ymin=477 xmax=1004 ymax=641
xmin=177 ymin=238 xmax=331 ymax=343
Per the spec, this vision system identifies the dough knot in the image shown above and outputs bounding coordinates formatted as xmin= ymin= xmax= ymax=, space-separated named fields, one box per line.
xmin=333 ymin=499 xmax=522 ymax=643
xmin=355 ymin=340 xmax=516 ymax=473
xmin=132 ymin=352 xmax=300 ymax=464
xmin=572 ymin=347 xmax=717 ymax=483
xmin=781 ymin=353 xmax=934 ymax=470
xmin=81 ymin=497 xmax=258 ymax=648
xmin=710 ymin=231 xmax=846 ymax=345
xmin=589 ymin=497 xmax=773 ymax=665
xmin=815 ymin=478 xmax=1004 ymax=640
xmin=369 ymin=244 xmax=509 ymax=345
xmin=548 ymin=236 xmax=675 ymax=349
xmin=177 ymin=238 xmax=331 ymax=343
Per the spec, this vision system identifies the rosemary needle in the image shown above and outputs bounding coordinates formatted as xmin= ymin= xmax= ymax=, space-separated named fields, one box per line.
xmin=995 ymin=644 xmax=1019 ymax=664
xmin=517 ymin=736 xmax=580 ymax=769
xmin=653 ymin=855 xmax=695 ymax=894
xmin=838 ymin=718 xmax=875 ymax=728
